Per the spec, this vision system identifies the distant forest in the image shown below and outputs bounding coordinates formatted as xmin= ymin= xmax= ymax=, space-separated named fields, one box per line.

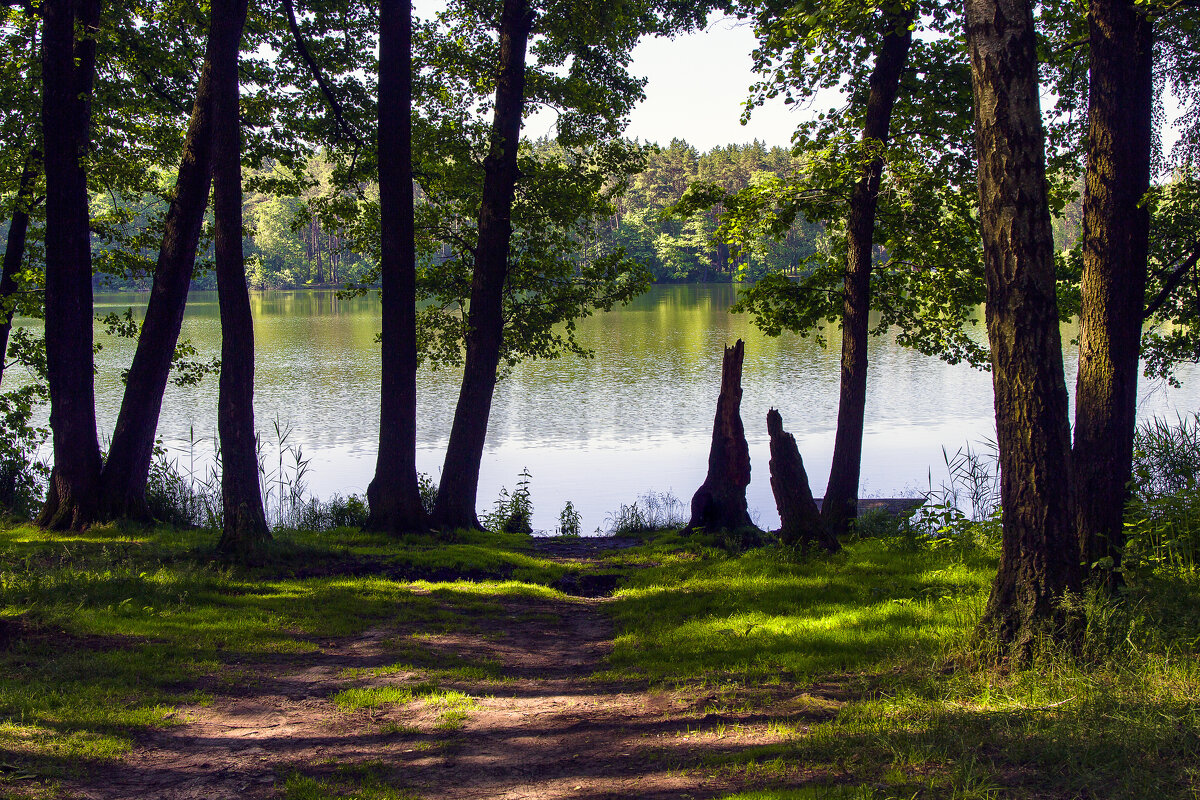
xmin=91 ymin=137 xmax=1083 ymax=293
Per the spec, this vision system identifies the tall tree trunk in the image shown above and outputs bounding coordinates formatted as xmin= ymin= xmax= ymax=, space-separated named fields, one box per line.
xmin=98 ymin=55 xmax=218 ymax=522
xmin=366 ymin=0 xmax=425 ymax=533
xmin=966 ymin=0 xmax=1081 ymax=658
xmin=37 ymin=0 xmax=103 ymax=531
xmin=430 ymin=0 xmax=534 ymax=531
xmin=1073 ymin=0 xmax=1154 ymax=592
xmin=821 ymin=5 xmax=915 ymax=537
xmin=211 ymin=0 xmax=269 ymax=556
xmin=0 ymin=149 xmax=39 ymax=388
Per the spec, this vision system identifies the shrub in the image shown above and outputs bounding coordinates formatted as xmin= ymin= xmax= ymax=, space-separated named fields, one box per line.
xmin=1125 ymin=414 xmax=1200 ymax=574
xmin=482 ymin=468 xmax=533 ymax=534
xmin=557 ymin=500 xmax=582 ymax=537
xmin=0 ymin=385 xmax=49 ymax=520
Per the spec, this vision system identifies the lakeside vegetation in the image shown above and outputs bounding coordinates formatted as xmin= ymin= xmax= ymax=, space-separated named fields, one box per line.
xmin=0 ymin=422 xmax=1197 ymax=797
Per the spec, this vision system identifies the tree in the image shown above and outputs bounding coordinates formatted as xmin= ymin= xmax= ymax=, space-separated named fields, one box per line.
xmin=211 ymin=0 xmax=270 ymax=556
xmin=965 ymin=0 xmax=1080 ymax=656
xmin=97 ymin=49 xmax=218 ymax=522
xmin=1071 ymin=0 xmax=1153 ymax=590
xmin=430 ymin=0 xmax=536 ymax=531
xmin=422 ymin=0 xmax=700 ymax=530
xmin=365 ymin=0 xmax=426 ymax=534
xmin=37 ymin=0 xmax=104 ymax=530
xmin=0 ymin=149 xmax=38 ymax=388
xmin=686 ymin=0 xmax=984 ymax=535
xmin=819 ymin=1 xmax=915 ymax=537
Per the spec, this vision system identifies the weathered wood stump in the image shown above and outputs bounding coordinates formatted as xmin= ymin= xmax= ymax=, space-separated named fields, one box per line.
xmin=683 ymin=339 xmax=760 ymax=534
xmin=767 ymin=408 xmax=840 ymax=552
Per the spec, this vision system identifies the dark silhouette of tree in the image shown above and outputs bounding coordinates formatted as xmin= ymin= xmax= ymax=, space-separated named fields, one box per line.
xmin=683 ymin=339 xmax=758 ymax=534
xmin=431 ymin=0 xmax=535 ymax=531
xmin=37 ymin=0 xmax=104 ymax=531
xmin=365 ymin=0 xmax=426 ymax=534
xmin=820 ymin=2 xmax=916 ymax=537
xmin=99 ymin=54 xmax=217 ymax=522
xmin=211 ymin=0 xmax=270 ymax=556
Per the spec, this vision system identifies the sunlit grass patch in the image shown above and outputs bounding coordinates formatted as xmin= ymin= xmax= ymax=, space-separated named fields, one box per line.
xmin=607 ymin=539 xmax=994 ymax=683
xmin=283 ymin=760 xmax=418 ymax=800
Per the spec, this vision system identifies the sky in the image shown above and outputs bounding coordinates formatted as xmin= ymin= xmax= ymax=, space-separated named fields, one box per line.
xmin=524 ymin=15 xmax=803 ymax=151
xmin=411 ymin=3 xmax=1185 ymax=159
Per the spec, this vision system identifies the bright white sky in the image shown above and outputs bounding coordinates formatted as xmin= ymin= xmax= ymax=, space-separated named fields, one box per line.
xmin=525 ymin=15 xmax=802 ymax=151
xmin=411 ymin=2 xmax=1184 ymax=158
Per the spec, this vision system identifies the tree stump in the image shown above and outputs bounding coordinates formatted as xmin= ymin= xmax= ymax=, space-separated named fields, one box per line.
xmin=683 ymin=339 xmax=759 ymax=533
xmin=767 ymin=408 xmax=840 ymax=553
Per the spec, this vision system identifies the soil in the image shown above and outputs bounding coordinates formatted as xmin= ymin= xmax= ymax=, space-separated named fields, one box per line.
xmin=61 ymin=539 xmax=844 ymax=800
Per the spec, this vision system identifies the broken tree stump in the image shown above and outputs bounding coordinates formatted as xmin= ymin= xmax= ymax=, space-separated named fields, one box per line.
xmin=683 ymin=339 xmax=759 ymax=534
xmin=767 ymin=408 xmax=840 ymax=553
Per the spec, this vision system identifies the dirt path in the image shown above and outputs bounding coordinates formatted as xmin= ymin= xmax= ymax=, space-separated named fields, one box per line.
xmin=66 ymin=543 xmax=840 ymax=800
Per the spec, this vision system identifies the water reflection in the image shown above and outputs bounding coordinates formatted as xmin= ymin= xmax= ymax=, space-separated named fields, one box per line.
xmin=24 ymin=286 xmax=1200 ymax=532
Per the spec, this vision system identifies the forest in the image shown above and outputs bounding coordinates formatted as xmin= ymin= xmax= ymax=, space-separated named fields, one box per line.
xmin=2 ymin=0 xmax=1200 ymax=797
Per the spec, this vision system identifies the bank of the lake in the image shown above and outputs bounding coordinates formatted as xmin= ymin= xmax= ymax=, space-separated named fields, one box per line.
xmin=15 ymin=284 xmax=1200 ymax=532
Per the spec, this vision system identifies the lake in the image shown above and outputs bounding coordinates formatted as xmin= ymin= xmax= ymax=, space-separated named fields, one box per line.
xmin=18 ymin=284 xmax=1200 ymax=533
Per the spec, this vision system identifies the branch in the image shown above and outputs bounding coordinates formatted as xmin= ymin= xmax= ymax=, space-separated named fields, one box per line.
xmin=1144 ymin=239 xmax=1200 ymax=320
xmin=136 ymin=66 xmax=191 ymax=115
xmin=279 ymin=0 xmax=363 ymax=146
xmin=1054 ymin=36 xmax=1090 ymax=55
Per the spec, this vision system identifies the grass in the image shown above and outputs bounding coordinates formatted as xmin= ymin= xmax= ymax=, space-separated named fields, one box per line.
xmin=1 ymin=510 xmax=1198 ymax=799
xmin=605 ymin=531 xmax=1200 ymax=799
xmin=0 ymin=521 xmax=571 ymax=789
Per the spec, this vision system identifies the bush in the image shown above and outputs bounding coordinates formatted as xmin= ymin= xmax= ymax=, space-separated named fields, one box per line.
xmin=482 ymin=468 xmax=533 ymax=534
xmin=1125 ymin=414 xmax=1200 ymax=574
xmin=0 ymin=385 xmax=50 ymax=520
xmin=557 ymin=500 xmax=581 ymax=537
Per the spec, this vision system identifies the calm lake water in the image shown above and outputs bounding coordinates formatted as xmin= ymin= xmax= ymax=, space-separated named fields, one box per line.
xmin=17 ymin=285 xmax=1200 ymax=532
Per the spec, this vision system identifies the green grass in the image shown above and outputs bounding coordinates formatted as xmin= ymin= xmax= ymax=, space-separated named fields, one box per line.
xmin=606 ymin=533 xmax=1200 ymax=799
xmin=2 ymin=517 xmax=1199 ymax=799
xmin=0 ymin=521 xmax=569 ymax=787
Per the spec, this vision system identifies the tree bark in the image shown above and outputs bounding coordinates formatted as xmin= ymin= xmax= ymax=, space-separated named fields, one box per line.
xmin=768 ymin=408 xmax=839 ymax=552
xmin=98 ymin=53 xmax=218 ymax=523
xmin=966 ymin=0 xmax=1080 ymax=658
xmin=683 ymin=339 xmax=757 ymax=533
xmin=37 ymin=0 xmax=103 ymax=531
xmin=0 ymin=149 xmax=39 ymax=388
xmin=365 ymin=0 xmax=426 ymax=533
xmin=821 ymin=5 xmax=916 ymax=537
xmin=430 ymin=0 xmax=534 ymax=531
xmin=211 ymin=0 xmax=269 ymax=556
xmin=1073 ymin=0 xmax=1153 ymax=592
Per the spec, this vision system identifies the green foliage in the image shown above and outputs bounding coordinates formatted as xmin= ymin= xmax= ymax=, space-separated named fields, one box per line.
xmin=417 ymin=472 xmax=438 ymax=517
xmin=0 ymin=383 xmax=48 ymax=519
xmin=482 ymin=468 xmax=534 ymax=534
xmin=556 ymin=500 xmax=582 ymax=537
xmin=1125 ymin=413 xmax=1200 ymax=574
xmin=1140 ymin=168 xmax=1200 ymax=385
xmin=604 ymin=490 xmax=688 ymax=535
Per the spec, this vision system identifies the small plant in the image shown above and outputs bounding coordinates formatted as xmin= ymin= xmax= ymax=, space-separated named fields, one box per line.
xmin=417 ymin=472 xmax=438 ymax=516
xmin=482 ymin=468 xmax=533 ymax=533
xmin=1125 ymin=413 xmax=1200 ymax=574
xmin=0 ymin=384 xmax=49 ymax=519
xmin=604 ymin=490 xmax=687 ymax=535
xmin=557 ymin=500 xmax=582 ymax=537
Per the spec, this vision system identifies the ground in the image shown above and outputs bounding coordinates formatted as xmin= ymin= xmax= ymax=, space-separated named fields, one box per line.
xmin=59 ymin=538 xmax=830 ymax=800
xmin=2 ymin=523 xmax=1198 ymax=800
